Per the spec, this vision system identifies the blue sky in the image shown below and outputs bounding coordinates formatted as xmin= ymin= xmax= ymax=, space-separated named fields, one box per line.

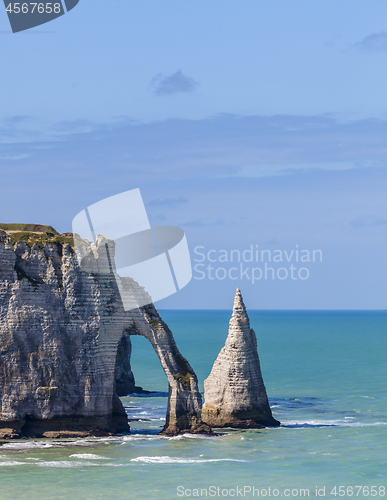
xmin=1 ymin=0 xmax=387 ymax=309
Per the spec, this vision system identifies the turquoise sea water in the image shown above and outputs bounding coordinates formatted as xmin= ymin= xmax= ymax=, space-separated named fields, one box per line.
xmin=1 ymin=311 xmax=386 ymax=500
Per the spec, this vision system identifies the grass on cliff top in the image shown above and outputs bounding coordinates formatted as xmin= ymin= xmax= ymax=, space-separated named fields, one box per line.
xmin=0 ymin=223 xmax=59 ymax=234
xmin=0 ymin=224 xmax=74 ymax=248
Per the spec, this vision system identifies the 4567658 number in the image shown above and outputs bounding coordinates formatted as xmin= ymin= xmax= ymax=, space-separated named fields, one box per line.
xmin=6 ymin=3 xmax=62 ymax=14
xmin=330 ymin=486 xmax=385 ymax=497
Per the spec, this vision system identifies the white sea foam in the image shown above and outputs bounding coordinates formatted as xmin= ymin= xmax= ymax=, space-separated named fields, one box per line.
xmin=69 ymin=453 xmax=107 ymax=460
xmin=343 ymin=421 xmax=387 ymax=427
xmin=0 ymin=437 xmax=116 ymax=451
xmin=168 ymin=433 xmax=220 ymax=441
xmin=53 ymin=437 xmax=118 ymax=447
xmin=0 ymin=460 xmax=27 ymax=466
xmin=130 ymin=456 xmax=248 ymax=464
xmin=121 ymin=434 xmax=166 ymax=442
xmin=0 ymin=458 xmax=128 ymax=468
xmin=0 ymin=441 xmax=53 ymax=450
xmin=40 ymin=460 xmax=129 ymax=468
xmin=37 ymin=460 xmax=98 ymax=468
xmin=281 ymin=419 xmax=387 ymax=428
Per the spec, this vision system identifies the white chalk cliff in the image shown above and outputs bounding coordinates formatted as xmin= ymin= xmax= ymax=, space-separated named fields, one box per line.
xmin=0 ymin=229 xmax=211 ymax=438
xmin=202 ymin=288 xmax=280 ymax=428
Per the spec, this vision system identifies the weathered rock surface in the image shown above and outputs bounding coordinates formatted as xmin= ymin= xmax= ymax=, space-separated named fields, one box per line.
xmin=0 ymin=229 xmax=210 ymax=438
xmin=202 ymin=288 xmax=280 ymax=428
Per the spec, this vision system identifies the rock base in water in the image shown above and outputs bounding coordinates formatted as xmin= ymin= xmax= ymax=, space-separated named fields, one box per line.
xmin=159 ymin=421 xmax=213 ymax=436
xmin=0 ymin=414 xmax=129 ymax=440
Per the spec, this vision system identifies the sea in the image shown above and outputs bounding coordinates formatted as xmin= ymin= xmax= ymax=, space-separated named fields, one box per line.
xmin=0 ymin=311 xmax=386 ymax=500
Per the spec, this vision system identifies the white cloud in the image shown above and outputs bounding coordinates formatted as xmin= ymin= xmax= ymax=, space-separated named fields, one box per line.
xmin=218 ymin=162 xmax=356 ymax=178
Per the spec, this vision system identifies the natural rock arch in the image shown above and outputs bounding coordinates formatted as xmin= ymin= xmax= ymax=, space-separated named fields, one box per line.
xmin=85 ymin=236 xmax=211 ymax=436
xmin=118 ymin=305 xmax=208 ymax=435
xmin=0 ymin=230 xmax=210 ymax=438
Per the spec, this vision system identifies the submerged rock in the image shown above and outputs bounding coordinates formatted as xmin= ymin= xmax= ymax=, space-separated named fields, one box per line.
xmin=0 ymin=228 xmax=209 ymax=438
xmin=202 ymin=288 xmax=280 ymax=429
xmin=115 ymin=334 xmax=144 ymax=396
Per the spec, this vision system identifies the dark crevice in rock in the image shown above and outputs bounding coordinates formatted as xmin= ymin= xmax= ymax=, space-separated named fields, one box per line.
xmin=14 ymin=263 xmax=43 ymax=286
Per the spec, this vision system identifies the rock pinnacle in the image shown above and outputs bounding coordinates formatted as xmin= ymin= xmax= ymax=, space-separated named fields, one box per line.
xmin=201 ymin=288 xmax=280 ymax=428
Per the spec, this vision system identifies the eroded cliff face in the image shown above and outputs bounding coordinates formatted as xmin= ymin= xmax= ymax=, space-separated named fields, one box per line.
xmin=0 ymin=230 xmax=210 ymax=438
xmin=202 ymin=288 xmax=280 ymax=429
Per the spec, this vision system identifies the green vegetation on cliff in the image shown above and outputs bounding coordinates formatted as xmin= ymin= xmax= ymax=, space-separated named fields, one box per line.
xmin=0 ymin=223 xmax=59 ymax=234
xmin=0 ymin=223 xmax=74 ymax=248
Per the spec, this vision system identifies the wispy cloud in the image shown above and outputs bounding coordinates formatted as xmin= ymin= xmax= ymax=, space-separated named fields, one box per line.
xmin=350 ymin=215 xmax=387 ymax=228
xmin=354 ymin=32 xmax=387 ymax=52
xmin=1 ymin=112 xmax=386 ymax=268
xmin=0 ymin=116 xmax=104 ymax=144
xmin=2 ymin=113 xmax=387 ymax=183
xmin=148 ymin=196 xmax=188 ymax=208
xmin=0 ymin=153 xmax=30 ymax=160
xmin=220 ymin=161 xmax=356 ymax=178
xmin=152 ymin=70 xmax=198 ymax=95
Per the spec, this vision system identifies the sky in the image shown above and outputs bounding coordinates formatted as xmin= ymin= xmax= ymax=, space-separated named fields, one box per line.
xmin=1 ymin=0 xmax=387 ymax=309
